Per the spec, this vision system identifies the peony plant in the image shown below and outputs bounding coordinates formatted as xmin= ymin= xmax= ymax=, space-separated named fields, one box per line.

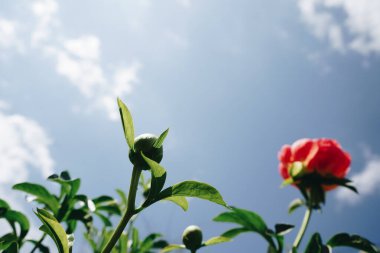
xmin=0 ymin=99 xmax=378 ymax=253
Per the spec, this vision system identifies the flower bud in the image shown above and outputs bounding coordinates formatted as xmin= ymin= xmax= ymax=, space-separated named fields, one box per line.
xmin=129 ymin=134 xmax=163 ymax=170
xmin=182 ymin=225 xmax=203 ymax=252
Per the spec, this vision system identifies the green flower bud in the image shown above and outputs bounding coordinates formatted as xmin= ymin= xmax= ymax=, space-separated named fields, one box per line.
xmin=129 ymin=133 xmax=163 ymax=170
xmin=182 ymin=225 xmax=203 ymax=252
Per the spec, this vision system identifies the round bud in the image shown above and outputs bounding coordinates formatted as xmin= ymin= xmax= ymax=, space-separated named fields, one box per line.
xmin=182 ymin=225 xmax=203 ymax=251
xmin=129 ymin=134 xmax=163 ymax=170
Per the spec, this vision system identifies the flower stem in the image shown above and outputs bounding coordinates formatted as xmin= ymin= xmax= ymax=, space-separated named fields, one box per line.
xmin=292 ymin=206 xmax=312 ymax=250
xmin=101 ymin=166 xmax=141 ymax=253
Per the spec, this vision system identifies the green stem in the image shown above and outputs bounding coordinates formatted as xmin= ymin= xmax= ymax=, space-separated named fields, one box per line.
xmin=101 ymin=166 xmax=141 ymax=253
xmin=31 ymin=234 xmax=46 ymax=253
xmin=292 ymin=206 xmax=312 ymax=250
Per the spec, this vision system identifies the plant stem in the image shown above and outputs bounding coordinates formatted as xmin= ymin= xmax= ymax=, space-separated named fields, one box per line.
xmin=101 ymin=166 xmax=141 ymax=253
xmin=31 ymin=234 xmax=46 ymax=253
xmin=292 ymin=206 xmax=312 ymax=250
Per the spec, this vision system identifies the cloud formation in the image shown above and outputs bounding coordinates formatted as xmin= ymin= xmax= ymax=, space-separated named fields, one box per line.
xmin=0 ymin=101 xmax=55 ymax=213
xmin=336 ymin=154 xmax=380 ymax=205
xmin=0 ymin=18 xmax=24 ymax=53
xmin=298 ymin=0 xmax=380 ymax=55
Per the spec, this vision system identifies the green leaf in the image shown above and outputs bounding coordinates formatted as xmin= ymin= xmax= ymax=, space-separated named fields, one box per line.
xmin=304 ymin=233 xmax=330 ymax=253
xmin=221 ymin=227 xmax=250 ymax=238
xmin=13 ymin=183 xmax=59 ymax=214
xmin=3 ymin=241 xmax=18 ymax=253
xmin=160 ymin=244 xmax=185 ymax=253
xmin=157 ymin=181 xmax=227 ymax=207
xmin=2 ymin=210 xmax=30 ymax=239
xmin=288 ymin=198 xmax=305 ymax=214
xmin=213 ymin=208 xmax=267 ymax=233
xmin=0 ymin=234 xmax=17 ymax=250
xmin=274 ymin=224 xmax=294 ymax=236
xmin=0 ymin=199 xmax=10 ymax=209
xmin=153 ymin=128 xmax=169 ymax=148
xmin=140 ymin=233 xmax=162 ymax=252
xmin=203 ymin=236 xmax=231 ymax=246
xmin=141 ymin=153 xmax=167 ymax=203
xmin=213 ymin=207 xmax=276 ymax=249
xmin=163 ymin=196 xmax=189 ymax=211
xmin=35 ymin=209 xmax=69 ymax=253
xmin=117 ymin=98 xmax=135 ymax=150
xmin=327 ymin=233 xmax=379 ymax=253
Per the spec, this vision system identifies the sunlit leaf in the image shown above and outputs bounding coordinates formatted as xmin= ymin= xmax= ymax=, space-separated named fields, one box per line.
xmin=203 ymin=236 xmax=231 ymax=246
xmin=153 ymin=128 xmax=169 ymax=148
xmin=288 ymin=198 xmax=305 ymax=214
xmin=160 ymin=244 xmax=185 ymax=253
xmin=141 ymin=153 xmax=167 ymax=204
xmin=157 ymin=181 xmax=227 ymax=207
xmin=13 ymin=183 xmax=59 ymax=214
xmin=163 ymin=196 xmax=188 ymax=211
xmin=35 ymin=209 xmax=69 ymax=253
xmin=117 ymin=98 xmax=135 ymax=150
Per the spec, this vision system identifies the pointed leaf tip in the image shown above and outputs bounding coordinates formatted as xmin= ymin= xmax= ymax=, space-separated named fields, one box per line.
xmin=117 ymin=98 xmax=135 ymax=150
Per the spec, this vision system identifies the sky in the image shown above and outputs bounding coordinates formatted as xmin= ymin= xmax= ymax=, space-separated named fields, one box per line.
xmin=0 ymin=0 xmax=380 ymax=252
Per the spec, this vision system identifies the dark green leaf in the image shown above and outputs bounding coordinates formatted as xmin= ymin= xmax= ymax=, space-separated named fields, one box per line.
xmin=26 ymin=240 xmax=50 ymax=253
xmin=140 ymin=233 xmax=162 ymax=252
xmin=304 ymin=233 xmax=330 ymax=253
xmin=0 ymin=199 xmax=10 ymax=209
xmin=117 ymin=98 xmax=135 ymax=150
xmin=3 ymin=241 xmax=18 ymax=253
xmin=157 ymin=181 xmax=227 ymax=207
xmin=2 ymin=210 xmax=30 ymax=239
xmin=35 ymin=209 xmax=69 ymax=253
xmin=13 ymin=183 xmax=59 ymax=214
xmin=274 ymin=224 xmax=294 ymax=236
xmin=221 ymin=227 xmax=250 ymax=238
xmin=327 ymin=233 xmax=379 ymax=253
xmin=288 ymin=198 xmax=305 ymax=214
xmin=213 ymin=207 xmax=276 ymax=249
xmin=153 ymin=128 xmax=169 ymax=148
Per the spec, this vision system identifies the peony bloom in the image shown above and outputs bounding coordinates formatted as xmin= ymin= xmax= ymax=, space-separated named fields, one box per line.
xmin=278 ymin=138 xmax=351 ymax=191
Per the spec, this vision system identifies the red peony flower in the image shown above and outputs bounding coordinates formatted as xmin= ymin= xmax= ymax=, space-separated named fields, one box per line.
xmin=278 ymin=138 xmax=351 ymax=191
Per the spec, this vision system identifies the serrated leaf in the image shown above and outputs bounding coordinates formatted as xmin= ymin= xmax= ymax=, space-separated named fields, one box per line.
xmin=13 ymin=183 xmax=59 ymax=214
xmin=203 ymin=236 xmax=231 ymax=246
xmin=163 ymin=196 xmax=188 ymax=211
xmin=35 ymin=209 xmax=69 ymax=253
xmin=327 ymin=233 xmax=379 ymax=253
xmin=160 ymin=244 xmax=185 ymax=253
xmin=117 ymin=98 xmax=135 ymax=150
xmin=274 ymin=224 xmax=294 ymax=236
xmin=153 ymin=128 xmax=169 ymax=148
xmin=288 ymin=198 xmax=304 ymax=214
xmin=157 ymin=181 xmax=227 ymax=207
xmin=141 ymin=153 xmax=167 ymax=204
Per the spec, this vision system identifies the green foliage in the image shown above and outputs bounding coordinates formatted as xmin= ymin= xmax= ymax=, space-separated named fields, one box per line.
xmin=327 ymin=233 xmax=379 ymax=253
xmin=117 ymin=97 xmax=135 ymax=150
xmin=35 ymin=208 xmax=70 ymax=253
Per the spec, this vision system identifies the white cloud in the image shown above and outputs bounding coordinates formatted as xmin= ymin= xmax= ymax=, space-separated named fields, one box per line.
xmin=63 ymin=35 xmax=101 ymax=61
xmin=0 ymin=18 xmax=23 ymax=52
xmin=298 ymin=0 xmax=380 ymax=55
xmin=0 ymin=104 xmax=55 ymax=185
xmin=31 ymin=0 xmax=59 ymax=46
xmin=336 ymin=154 xmax=380 ymax=205
xmin=0 ymin=100 xmax=55 ymax=237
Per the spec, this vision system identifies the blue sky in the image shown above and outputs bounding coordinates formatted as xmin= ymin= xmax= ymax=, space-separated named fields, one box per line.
xmin=1 ymin=0 xmax=380 ymax=252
